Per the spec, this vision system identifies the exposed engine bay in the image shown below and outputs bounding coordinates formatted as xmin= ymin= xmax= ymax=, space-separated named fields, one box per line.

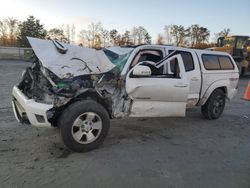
xmin=17 ymin=37 xmax=132 ymax=126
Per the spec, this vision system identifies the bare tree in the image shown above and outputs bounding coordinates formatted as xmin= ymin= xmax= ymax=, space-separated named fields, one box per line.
xmin=187 ymin=25 xmax=210 ymax=47
xmin=65 ymin=24 xmax=70 ymax=43
xmin=79 ymin=29 xmax=91 ymax=47
xmin=0 ymin=20 xmax=8 ymax=46
xmin=78 ymin=22 xmax=102 ymax=48
xmin=219 ymin=28 xmax=231 ymax=37
xmin=156 ymin=34 xmax=164 ymax=45
xmin=71 ymin=24 xmax=75 ymax=44
xmin=170 ymin=25 xmax=187 ymax=46
xmin=109 ymin=29 xmax=118 ymax=45
xmin=188 ymin=24 xmax=199 ymax=47
xmin=130 ymin=27 xmax=138 ymax=45
xmin=164 ymin=25 xmax=173 ymax=44
xmin=6 ymin=17 xmax=18 ymax=46
xmin=144 ymin=32 xmax=151 ymax=44
xmin=137 ymin=26 xmax=144 ymax=44
xmin=47 ymin=28 xmax=68 ymax=43
xmin=100 ymin=28 xmax=109 ymax=47
xmin=197 ymin=27 xmax=210 ymax=44
xmin=88 ymin=22 xmax=102 ymax=48
xmin=123 ymin=30 xmax=132 ymax=45
xmin=214 ymin=28 xmax=231 ymax=42
xmin=130 ymin=26 xmax=151 ymax=45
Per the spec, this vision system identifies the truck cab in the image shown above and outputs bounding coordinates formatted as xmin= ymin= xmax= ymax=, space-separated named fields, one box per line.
xmin=121 ymin=45 xmax=238 ymax=117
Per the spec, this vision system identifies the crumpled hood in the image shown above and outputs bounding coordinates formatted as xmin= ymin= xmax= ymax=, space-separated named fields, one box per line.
xmin=28 ymin=37 xmax=115 ymax=79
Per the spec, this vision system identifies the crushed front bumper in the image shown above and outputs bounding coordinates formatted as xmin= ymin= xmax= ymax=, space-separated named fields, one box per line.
xmin=12 ymin=86 xmax=53 ymax=127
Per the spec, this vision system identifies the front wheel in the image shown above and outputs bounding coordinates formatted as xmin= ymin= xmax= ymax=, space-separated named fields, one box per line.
xmin=58 ymin=100 xmax=110 ymax=152
xmin=201 ymin=89 xmax=226 ymax=120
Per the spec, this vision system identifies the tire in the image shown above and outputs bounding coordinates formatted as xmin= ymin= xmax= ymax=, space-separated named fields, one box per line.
xmin=201 ymin=89 xmax=226 ymax=120
xmin=58 ymin=100 xmax=110 ymax=152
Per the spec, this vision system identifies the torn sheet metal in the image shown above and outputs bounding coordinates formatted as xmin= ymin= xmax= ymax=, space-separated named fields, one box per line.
xmin=27 ymin=37 xmax=115 ymax=79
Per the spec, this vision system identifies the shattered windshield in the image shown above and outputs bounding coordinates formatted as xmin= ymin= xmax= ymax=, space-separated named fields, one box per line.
xmin=103 ymin=48 xmax=132 ymax=73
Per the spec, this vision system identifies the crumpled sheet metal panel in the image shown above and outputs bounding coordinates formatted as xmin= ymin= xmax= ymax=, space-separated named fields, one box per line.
xmin=27 ymin=37 xmax=115 ymax=79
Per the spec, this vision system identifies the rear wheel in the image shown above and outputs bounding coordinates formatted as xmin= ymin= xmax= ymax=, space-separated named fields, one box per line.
xmin=201 ymin=89 xmax=226 ymax=120
xmin=58 ymin=100 xmax=110 ymax=152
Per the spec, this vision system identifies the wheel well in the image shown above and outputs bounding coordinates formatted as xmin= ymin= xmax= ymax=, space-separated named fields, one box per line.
xmin=69 ymin=91 xmax=112 ymax=117
xmin=210 ymin=87 xmax=227 ymax=98
xmin=48 ymin=91 xmax=113 ymax=127
xmin=200 ymin=86 xmax=227 ymax=106
xmin=209 ymin=87 xmax=227 ymax=100
xmin=217 ymin=87 xmax=226 ymax=95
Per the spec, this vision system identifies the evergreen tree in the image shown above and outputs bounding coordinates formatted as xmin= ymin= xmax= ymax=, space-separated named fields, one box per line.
xmin=17 ymin=15 xmax=47 ymax=47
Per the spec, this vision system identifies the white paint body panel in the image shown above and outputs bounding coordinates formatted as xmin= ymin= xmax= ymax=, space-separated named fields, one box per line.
xmin=195 ymin=50 xmax=239 ymax=105
xmin=126 ymin=55 xmax=190 ymax=117
xmin=164 ymin=47 xmax=202 ymax=102
xmin=12 ymin=86 xmax=53 ymax=127
xmin=28 ymin=37 xmax=115 ymax=79
xmin=126 ymin=77 xmax=189 ymax=102
xmin=129 ymin=101 xmax=186 ymax=117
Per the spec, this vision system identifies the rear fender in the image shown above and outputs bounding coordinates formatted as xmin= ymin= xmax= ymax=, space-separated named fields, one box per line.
xmin=198 ymin=80 xmax=229 ymax=106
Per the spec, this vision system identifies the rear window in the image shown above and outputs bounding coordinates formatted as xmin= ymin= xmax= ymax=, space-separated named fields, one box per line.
xmin=202 ymin=54 xmax=234 ymax=70
xmin=218 ymin=56 xmax=234 ymax=69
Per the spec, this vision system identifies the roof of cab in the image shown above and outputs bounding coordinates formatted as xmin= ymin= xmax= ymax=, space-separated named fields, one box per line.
xmin=163 ymin=45 xmax=232 ymax=56
xmin=119 ymin=44 xmax=232 ymax=57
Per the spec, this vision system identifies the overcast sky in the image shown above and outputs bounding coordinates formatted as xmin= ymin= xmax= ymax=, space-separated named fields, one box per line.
xmin=0 ymin=0 xmax=249 ymax=42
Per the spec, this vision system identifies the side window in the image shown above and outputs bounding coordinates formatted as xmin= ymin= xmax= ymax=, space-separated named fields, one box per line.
xmin=218 ymin=56 xmax=234 ymax=69
xmin=168 ymin=58 xmax=180 ymax=78
xmin=151 ymin=57 xmax=180 ymax=78
xmin=202 ymin=55 xmax=220 ymax=70
xmin=169 ymin=50 xmax=194 ymax=72
xmin=138 ymin=53 xmax=162 ymax=62
xmin=130 ymin=50 xmax=163 ymax=68
xmin=132 ymin=56 xmax=181 ymax=79
xmin=202 ymin=54 xmax=234 ymax=70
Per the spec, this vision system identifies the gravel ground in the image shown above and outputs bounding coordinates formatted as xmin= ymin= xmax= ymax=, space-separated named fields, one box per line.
xmin=0 ymin=60 xmax=250 ymax=188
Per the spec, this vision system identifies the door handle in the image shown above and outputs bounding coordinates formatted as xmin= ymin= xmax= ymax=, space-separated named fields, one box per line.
xmin=174 ymin=83 xmax=188 ymax=87
xmin=191 ymin=77 xmax=199 ymax=81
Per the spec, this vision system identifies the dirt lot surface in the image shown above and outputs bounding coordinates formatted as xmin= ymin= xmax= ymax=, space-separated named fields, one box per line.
xmin=0 ymin=60 xmax=250 ymax=188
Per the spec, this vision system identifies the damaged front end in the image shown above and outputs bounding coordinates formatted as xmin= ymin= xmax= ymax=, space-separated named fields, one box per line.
xmin=12 ymin=37 xmax=132 ymax=127
xmin=14 ymin=56 xmax=96 ymax=127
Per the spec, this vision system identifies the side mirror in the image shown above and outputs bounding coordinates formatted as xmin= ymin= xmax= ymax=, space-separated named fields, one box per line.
xmin=132 ymin=65 xmax=151 ymax=77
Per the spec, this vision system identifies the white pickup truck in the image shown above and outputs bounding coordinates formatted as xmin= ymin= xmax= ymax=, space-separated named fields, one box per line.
xmin=12 ymin=38 xmax=239 ymax=152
